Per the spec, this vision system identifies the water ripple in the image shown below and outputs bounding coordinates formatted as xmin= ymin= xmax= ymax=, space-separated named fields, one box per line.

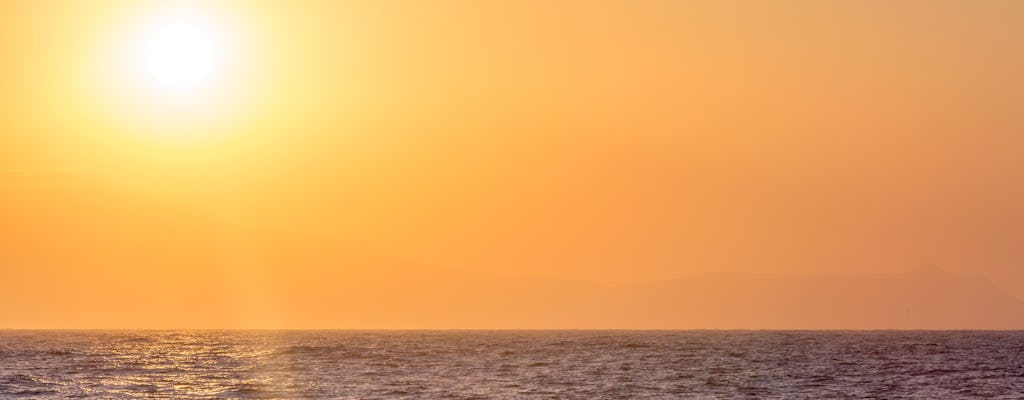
xmin=0 ymin=331 xmax=1022 ymax=399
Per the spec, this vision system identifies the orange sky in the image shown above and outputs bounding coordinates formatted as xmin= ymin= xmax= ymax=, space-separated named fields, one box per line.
xmin=1 ymin=1 xmax=1023 ymax=328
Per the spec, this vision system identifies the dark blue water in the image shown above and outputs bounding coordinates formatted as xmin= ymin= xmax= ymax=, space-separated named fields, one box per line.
xmin=1 ymin=331 xmax=1022 ymax=399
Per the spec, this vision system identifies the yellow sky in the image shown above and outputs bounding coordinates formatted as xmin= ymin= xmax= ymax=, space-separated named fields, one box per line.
xmin=1 ymin=1 xmax=1023 ymax=328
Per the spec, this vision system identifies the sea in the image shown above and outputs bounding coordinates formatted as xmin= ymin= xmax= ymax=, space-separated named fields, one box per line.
xmin=1 ymin=330 xmax=1022 ymax=399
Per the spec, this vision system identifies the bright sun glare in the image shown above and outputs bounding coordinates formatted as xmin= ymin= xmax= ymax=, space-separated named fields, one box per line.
xmin=144 ymin=22 xmax=216 ymax=89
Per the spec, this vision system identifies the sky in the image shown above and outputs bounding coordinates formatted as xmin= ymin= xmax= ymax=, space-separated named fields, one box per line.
xmin=1 ymin=0 xmax=1023 ymax=328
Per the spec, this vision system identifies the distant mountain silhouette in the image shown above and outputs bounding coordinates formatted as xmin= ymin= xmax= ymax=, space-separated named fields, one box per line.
xmin=611 ymin=271 xmax=1024 ymax=329
xmin=270 ymin=268 xmax=1024 ymax=329
xmin=4 ymin=264 xmax=1023 ymax=329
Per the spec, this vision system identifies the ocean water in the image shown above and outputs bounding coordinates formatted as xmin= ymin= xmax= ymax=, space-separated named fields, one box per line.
xmin=1 ymin=331 xmax=1022 ymax=399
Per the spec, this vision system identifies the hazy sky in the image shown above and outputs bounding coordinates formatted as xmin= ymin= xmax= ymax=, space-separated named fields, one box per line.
xmin=1 ymin=1 xmax=1022 ymax=328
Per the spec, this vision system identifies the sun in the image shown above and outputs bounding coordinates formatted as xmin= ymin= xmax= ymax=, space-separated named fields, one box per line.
xmin=144 ymin=22 xmax=216 ymax=89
